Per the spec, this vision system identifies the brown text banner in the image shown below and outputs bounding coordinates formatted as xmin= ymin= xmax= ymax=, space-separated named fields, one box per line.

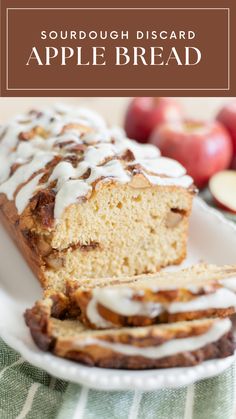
xmin=0 ymin=0 xmax=236 ymax=96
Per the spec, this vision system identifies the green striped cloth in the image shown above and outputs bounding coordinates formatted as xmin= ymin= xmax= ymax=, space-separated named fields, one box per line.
xmin=0 ymin=338 xmax=235 ymax=419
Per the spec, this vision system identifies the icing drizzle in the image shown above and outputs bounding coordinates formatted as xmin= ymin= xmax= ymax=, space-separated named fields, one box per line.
xmin=85 ymin=286 xmax=236 ymax=328
xmin=77 ymin=318 xmax=231 ymax=359
xmin=0 ymin=103 xmax=193 ymax=221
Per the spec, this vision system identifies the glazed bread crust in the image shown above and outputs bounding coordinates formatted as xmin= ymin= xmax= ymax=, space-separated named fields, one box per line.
xmin=0 ymin=105 xmax=194 ymax=292
xmin=67 ymin=264 xmax=236 ymax=329
xmin=25 ymin=299 xmax=234 ymax=370
xmin=56 ymin=336 xmax=233 ymax=369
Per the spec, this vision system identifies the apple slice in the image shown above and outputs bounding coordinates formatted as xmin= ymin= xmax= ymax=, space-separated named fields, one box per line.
xmin=209 ymin=170 xmax=236 ymax=213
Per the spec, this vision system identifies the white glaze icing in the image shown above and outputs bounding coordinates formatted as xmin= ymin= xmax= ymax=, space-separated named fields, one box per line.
xmin=114 ymin=138 xmax=160 ymax=160
xmin=130 ymin=157 xmax=186 ymax=177
xmin=85 ymin=287 xmax=236 ymax=327
xmin=54 ymin=105 xmax=107 ymax=131
xmin=84 ymin=143 xmax=116 ymax=166
xmin=87 ymin=288 xmax=163 ymax=328
xmin=0 ymin=153 xmax=53 ymax=200
xmin=82 ymin=128 xmax=117 ymax=144
xmin=144 ymin=173 xmax=193 ymax=188
xmin=15 ymin=173 xmax=44 ymax=214
xmin=168 ymin=288 xmax=236 ymax=313
xmin=48 ymin=161 xmax=89 ymax=190
xmin=54 ymin=180 xmax=92 ymax=219
xmin=184 ymin=284 xmax=214 ymax=294
xmin=78 ymin=318 xmax=231 ymax=359
xmin=87 ymin=297 xmax=114 ymax=329
xmin=54 ymin=132 xmax=83 ymax=148
xmin=0 ymin=153 xmax=13 ymax=184
xmin=87 ymin=160 xmax=131 ymax=186
xmin=0 ymin=104 xmax=193 ymax=220
xmin=219 ymin=277 xmax=236 ymax=292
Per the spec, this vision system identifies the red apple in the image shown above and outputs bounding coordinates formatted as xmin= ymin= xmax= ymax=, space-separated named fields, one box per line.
xmin=150 ymin=120 xmax=233 ymax=188
xmin=209 ymin=171 xmax=236 ymax=213
xmin=232 ymin=156 xmax=236 ymax=170
xmin=217 ymin=101 xmax=236 ymax=156
xmin=124 ymin=97 xmax=182 ymax=143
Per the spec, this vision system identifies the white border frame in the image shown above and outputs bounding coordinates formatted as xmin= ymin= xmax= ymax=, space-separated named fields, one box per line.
xmin=5 ymin=7 xmax=230 ymax=91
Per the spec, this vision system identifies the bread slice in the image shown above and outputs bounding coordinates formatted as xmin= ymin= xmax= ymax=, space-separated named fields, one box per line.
xmin=0 ymin=104 xmax=194 ymax=293
xmin=25 ymin=298 xmax=234 ymax=369
xmin=67 ymin=264 xmax=236 ymax=329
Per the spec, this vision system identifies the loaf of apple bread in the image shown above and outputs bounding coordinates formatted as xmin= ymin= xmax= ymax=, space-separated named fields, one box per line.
xmin=25 ymin=297 xmax=234 ymax=369
xmin=0 ymin=104 xmax=194 ymax=293
xmin=67 ymin=264 xmax=236 ymax=329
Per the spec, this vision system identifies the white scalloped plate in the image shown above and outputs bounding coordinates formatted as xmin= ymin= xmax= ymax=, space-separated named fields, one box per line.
xmin=0 ymin=197 xmax=236 ymax=391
